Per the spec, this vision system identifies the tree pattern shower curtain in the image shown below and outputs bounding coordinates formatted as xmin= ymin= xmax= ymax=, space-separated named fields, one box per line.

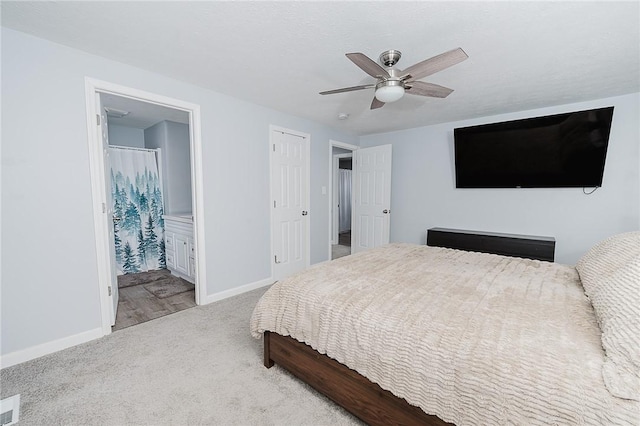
xmin=109 ymin=147 xmax=166 ymax=275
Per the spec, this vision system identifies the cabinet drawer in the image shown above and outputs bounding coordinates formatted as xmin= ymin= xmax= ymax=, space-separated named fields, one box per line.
xmin=166 ymin=253 xmax=175 ymax=268
xmin=165 ymin=233 xmax=175 ymax=251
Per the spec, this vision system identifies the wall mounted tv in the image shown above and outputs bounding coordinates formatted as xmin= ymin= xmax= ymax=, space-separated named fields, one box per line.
xmin=454 ymin=106 xmax=614 ymax=188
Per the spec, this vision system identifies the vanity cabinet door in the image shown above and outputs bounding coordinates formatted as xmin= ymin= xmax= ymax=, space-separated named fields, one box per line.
xmin=164 ymin=216 xmax=195 ymax=283
xmin=174 ymin=234 xmax=190 ymax=276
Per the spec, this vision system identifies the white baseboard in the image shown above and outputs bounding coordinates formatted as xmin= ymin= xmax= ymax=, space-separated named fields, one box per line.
xmin=201 ymin=277 xmax=274 ymax=305
xmin=0 ymin=327 xmax=104 ymax=369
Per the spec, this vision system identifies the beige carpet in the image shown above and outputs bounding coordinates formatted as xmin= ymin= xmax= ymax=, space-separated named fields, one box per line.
xmin=0 ymin=287 xmax=362 ymax=425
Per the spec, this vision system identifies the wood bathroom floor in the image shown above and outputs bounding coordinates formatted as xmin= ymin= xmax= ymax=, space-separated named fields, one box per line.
xmin=113 ymin=269 xmax=196 ymax=331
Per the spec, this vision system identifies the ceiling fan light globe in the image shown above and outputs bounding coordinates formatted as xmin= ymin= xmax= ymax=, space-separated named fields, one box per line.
xmin=375 ymin=85 xmax=405 ymax=103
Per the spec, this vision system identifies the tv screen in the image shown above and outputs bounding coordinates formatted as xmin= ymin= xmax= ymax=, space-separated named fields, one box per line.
xmin=454 ymin=107 xmax=614 ymax=188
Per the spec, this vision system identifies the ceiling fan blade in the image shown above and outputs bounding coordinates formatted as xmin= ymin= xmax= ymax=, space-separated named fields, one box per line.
xmin=400 ymin=48 xmax=468 ymax=82
xmin=319 ymin=84 xmax=375 ymax=95
xmin=346 ymin=53 xmax=390 ymax=78
xmin=405 ymin=81 xmax=454 ymax=98
xmin=370 ymin=97 xmax=385 ymax=110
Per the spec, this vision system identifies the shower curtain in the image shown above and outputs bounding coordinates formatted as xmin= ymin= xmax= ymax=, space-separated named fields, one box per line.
xmin=109 ymin=147 xmax=165 ymax=275
xmin=338 ymin=169 xmax=352 ymax=233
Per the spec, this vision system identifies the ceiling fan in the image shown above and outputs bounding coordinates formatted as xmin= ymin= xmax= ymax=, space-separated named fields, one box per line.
xmin=320 ymin=48 xmax=468 ymax=110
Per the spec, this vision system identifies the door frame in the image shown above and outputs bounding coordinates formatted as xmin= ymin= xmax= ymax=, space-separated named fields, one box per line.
xmin=269 ymin=125 xmax=311 ymax=281
xmin=328 ymin=140 xmax=360 ymax=260
xmin=84 ymin=78 xmax=206 ymax=335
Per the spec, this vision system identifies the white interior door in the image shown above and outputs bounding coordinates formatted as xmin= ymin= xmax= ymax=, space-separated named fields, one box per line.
xmin=98 ymin=94 xmax=119 ymax=325
xmin=271 ymin=128 xmax=310 ymax=281
xmin=352 ymin=144 xmax=392 ymax=253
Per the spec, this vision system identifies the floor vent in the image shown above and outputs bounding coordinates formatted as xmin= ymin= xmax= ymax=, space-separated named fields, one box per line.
xmin=0 ymin=394 xmax=20 ymax=425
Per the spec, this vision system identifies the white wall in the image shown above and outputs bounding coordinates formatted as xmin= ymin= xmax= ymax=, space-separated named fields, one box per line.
xmin=144 ymin=120 xmax=192 ymax=215
xmin=360 ymin=93 xmax=640 ymax=264
xmin=108 ymin=124 xmax=145 ymax=148
xmin=0 ymin=28 xmax=357 ymax=358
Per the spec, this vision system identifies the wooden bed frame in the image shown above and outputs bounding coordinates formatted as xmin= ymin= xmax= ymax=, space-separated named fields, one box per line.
xmin=261 ymin=228 xmax=555 ymax=425
xmin=263 ymin=331 xmax=450 ymax=425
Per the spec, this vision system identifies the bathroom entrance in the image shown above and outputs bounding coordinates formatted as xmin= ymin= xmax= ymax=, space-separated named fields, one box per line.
xmin=85 ymin=79 xmax=206 ymax=335
xmin=103 ymin=93 xmax=197 ymax=331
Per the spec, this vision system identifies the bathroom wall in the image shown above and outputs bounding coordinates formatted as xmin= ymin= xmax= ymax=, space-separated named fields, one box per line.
xmin=144 ymin=120 xmax=192 ymax=215
xmin=108 ymin=124 xmax=145 ymax=148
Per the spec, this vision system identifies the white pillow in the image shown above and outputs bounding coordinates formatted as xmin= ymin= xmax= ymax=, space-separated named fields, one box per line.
xmin=576 ymin=231 xmax=640 ymax=401
xmin=576 ymin=231 xmax=640 ymax=295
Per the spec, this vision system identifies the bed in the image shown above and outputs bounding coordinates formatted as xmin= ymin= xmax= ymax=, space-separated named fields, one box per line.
xmin=250 ymin=231 xmax=640 ymax=425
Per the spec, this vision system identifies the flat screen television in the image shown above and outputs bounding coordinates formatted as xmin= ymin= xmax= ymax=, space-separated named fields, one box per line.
xmin=454 ymin=107 xmax=614 ymax=188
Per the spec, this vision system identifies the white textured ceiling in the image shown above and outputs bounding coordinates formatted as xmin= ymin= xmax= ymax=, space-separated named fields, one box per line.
xmin=2 ymin=1 xmax=639 ymax=136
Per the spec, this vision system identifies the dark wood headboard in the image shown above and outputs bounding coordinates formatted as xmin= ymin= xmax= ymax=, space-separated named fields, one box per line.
xmin=427 ymin=227 xmax=555 ymax=262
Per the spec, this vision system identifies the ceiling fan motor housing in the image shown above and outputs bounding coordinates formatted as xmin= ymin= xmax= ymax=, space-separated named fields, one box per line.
xmin=379 ymin=50 xmax=402 ymax=67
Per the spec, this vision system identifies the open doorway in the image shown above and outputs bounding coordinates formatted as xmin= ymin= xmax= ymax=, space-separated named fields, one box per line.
xmin=333 ymin=154 xmax=352 ymax=259
xmin=329 ymin=140 xmax=359 ymax=260
xmin=85 ymin=78 xmax=206 ymax=336
xmin=103 ymin=94 xmax=197 ymax=331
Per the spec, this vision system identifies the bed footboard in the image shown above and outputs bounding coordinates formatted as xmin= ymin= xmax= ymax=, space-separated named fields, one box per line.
xmin=263 ymin=331 xmax=450 ymax=426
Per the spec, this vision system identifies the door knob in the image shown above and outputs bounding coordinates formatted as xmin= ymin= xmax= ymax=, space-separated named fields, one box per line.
xmin=302 ymin=211 xmax=308 ymax=216
xmin=383 ymin=209 xmax=390 ymax=214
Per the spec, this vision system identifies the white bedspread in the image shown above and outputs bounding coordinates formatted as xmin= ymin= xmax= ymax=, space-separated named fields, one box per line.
xmin=250 ymin=244 xmax=639 ymax=425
